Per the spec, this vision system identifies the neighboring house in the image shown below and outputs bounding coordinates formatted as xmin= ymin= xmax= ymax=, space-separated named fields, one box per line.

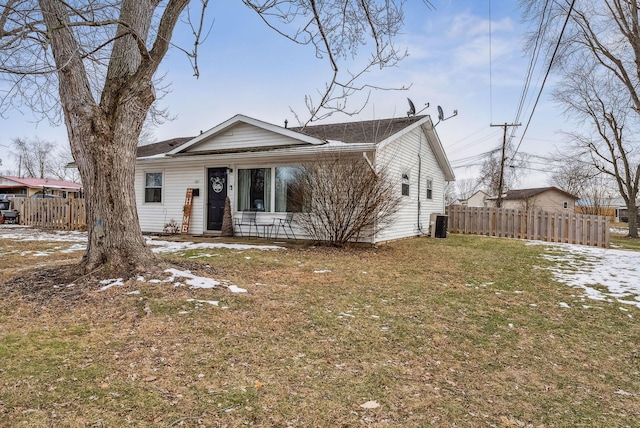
xmin=459 ymin=190 xmax=491 ymax=207
xmin=134 ymin=114 xmax=455 ymax=243
xmin=488 ymin=187 xmax=578 ymax=212
xmin=599 ymin=197 xmax=640 ymax=223
xmin=0 ymin=176 xmax=83 ymax=198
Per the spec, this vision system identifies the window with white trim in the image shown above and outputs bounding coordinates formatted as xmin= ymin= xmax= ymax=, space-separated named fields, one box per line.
xmin=275 ymin=166 xmax=304 ymax=212
xmin=237 ymin=166 xmax=305 ymax=212
xmin=144 ymin=172 xmax=163 ymax=203
xmin=426 ymin=178 xmax=433 ymax=200
xmin=402 ymin=174 xmax=410 ymax=196
xmin=237 ymin=168 xmax=271 ymax=211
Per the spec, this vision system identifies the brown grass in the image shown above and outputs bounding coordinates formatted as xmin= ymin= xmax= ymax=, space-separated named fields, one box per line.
xmin=1 ymin=232 xmax=639 ymax=427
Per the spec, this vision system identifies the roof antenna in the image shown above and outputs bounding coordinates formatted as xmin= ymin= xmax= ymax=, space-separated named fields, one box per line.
xmin=434 ymin=105 xmax=458 ymax=127
xmin=407 ymin=98 xmax=429 ymax=117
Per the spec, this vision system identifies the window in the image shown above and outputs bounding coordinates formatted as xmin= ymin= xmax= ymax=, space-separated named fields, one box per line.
xmin=145 ymin=172 xmax=163 ymax=203
xmin=402 ymin=174 xmax=410 ymax=196
xmin=238 ymin=168 xmax=271 ymax=211
xmin=563 ymin=201 xmax=569 ymax=209
xmin=275 ymin=166 xmax=303 ymax=212
xmin=426 ymin=179 xmax=433 ymax=200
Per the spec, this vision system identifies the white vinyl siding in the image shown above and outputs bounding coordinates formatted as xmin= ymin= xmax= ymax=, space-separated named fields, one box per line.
xmin=136 ymin=161 xmax=207 ymax=233
xmin=135 ymin=120 xmax=450 ymax=242
xmin=375 ymin=127 xmax=446 ymax=242
xmin=188 ymin=123 xmax=307 ymax=153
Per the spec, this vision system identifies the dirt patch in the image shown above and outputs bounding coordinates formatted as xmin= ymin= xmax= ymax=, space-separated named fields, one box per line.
xmin=0 ymin=258 xmax=219 ymax=307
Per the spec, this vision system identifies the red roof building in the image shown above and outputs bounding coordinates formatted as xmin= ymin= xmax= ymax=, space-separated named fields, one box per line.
xmin=0 ymin=175 xmax=83 ymax=198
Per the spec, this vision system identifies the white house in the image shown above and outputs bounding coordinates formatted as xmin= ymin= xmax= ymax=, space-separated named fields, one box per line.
xmin=134 ymin=114 xmax=455 ymax=243
xmin=458 ymin=190 xmax=491 ymax=207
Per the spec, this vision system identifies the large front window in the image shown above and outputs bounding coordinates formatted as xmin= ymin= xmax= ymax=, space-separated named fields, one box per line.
xmin=237 ymin=168 xmax=271 ymax=211
xmin=237 ymin=166 xmax=304 ymax=212
xmin=275 ymin=166 xmax=303 ymax=212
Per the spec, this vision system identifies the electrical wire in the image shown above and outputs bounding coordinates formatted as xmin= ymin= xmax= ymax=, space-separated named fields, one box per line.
xmin=512 ymin=0 xmax=577 ymax=158
xmin=489 ymin=0 xmax=493 ymax=124
xmin=507 ymin=0 xmax=552 ymax=145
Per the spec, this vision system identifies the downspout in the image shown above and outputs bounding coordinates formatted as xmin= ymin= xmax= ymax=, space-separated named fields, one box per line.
xmin=417 ymin=130 xmax=425 ymax=235
xmin=362 ymin=152 xmax=377 ymax=175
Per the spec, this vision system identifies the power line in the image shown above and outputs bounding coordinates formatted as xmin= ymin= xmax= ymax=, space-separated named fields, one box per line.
xmin=489 ymin=0 xmax=493 ymax=123
xmin=512 ymin=0 xmax=577 ymax=158
xmin=509 ymin=0 xmax=552 ymax=144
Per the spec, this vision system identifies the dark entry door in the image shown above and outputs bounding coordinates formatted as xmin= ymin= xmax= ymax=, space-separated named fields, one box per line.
xmin=207 ymin=168 xmax=228 ymax=230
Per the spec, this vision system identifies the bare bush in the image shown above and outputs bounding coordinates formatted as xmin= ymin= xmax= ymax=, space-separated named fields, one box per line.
xmin=290 ymin=155 xmax=401 ymax=246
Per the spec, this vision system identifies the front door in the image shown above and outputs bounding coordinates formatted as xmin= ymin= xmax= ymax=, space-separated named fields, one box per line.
xmin=207 ymin=168 xmax=228 ymax=230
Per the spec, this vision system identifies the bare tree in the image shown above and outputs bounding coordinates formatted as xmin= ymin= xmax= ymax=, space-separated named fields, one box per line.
xmin=554 ymin=61 xmax=640 ymax=235
xmin=12 ymin=137 xmax=56 ymax=179
xmin=548 ymin=153 xmax=596 ymax=198
xmin=548 ymin=150 xmax=618 ymax=216
xmin=523 ymin=0 xmax=640 ymax=237
xmin=0 ymin=1 xmax=412 ymax=276
xmin=290 ymin=155 xmax=401 ymax=246
xmin=50 ymin=147 xmax=81 ymax=183
xmin=476 ymin=145 xmax=528 ymax=201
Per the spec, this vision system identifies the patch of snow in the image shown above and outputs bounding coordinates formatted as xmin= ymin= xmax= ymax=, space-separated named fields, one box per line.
xmin=314 ymin=269 xmax=332 ymax=274
xmin=99 ymin=278 xmax=125 ymax=291
xmin=558 ymin=302 xmax=571 ymax=308
xmin=147 ymin=238 xmax=283 ymax=254
xmin=164 ymin=268 xmax=220 ymax=289
xmin=187 ymin=298 xmax=219 ymax=306
xmin=537 ymin=243 xmax=640 ymax=308
xmin=228 ymin=285 xmax=247 ymax=293
xmin=610 ymin=227 xmax=630 ymax=235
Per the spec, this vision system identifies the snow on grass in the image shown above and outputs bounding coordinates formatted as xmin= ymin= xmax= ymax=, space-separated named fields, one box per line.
xmin=534 ymin=242 xmax=640 ymax=308
xmin=5 ymin=225 xmax=640 ymax=309
xmin=0 ymin=226 xmax=284 ymax=255
xmin=1 ymin=226 xmax=283 ymax=298
xmin=146 ymin=238 xmax=283 ymax=253
xmin=164 ymin=268 xmax=221 ymax=289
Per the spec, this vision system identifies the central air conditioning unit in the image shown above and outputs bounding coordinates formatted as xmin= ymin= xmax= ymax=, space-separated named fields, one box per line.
xmin=429 ymin=213 xmax=448 ymax=239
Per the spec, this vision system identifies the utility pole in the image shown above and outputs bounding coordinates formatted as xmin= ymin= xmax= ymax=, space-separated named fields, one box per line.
xmin=490 ymin=122 xmax=521 ymax=208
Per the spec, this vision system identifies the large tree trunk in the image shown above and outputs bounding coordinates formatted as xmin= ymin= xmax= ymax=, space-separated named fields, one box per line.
xmin=71 ymin=107 xmax=157 ymax=274
xmin=628 ymin=198 xmax=638 ymax=238
xmin=38 ymin=0 xmax=180 ymax=275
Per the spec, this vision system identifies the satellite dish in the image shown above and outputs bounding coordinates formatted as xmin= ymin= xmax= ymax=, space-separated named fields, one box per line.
xmin=433 ymin=105 xmax=459 ymax=127
xmin=407 ymin=98 xmax=416 ymax=117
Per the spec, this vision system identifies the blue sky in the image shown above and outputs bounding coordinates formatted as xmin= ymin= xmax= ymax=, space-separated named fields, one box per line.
xmin=0 ymin=0 xmax=568 ymax=187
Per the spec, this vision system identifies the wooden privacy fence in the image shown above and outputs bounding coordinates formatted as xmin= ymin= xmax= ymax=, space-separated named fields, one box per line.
xmin=447 ymin=205 xmax=610 ymax=248
xmin=13 ymin=198 xmax=86 ymax=231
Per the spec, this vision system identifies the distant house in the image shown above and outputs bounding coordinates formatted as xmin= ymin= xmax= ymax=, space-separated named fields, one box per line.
xmin=0 ymin=176 xmax=83 ymax=198
xmin=134 ymin=114 xmax=455 ymax=242
xmin=458 ymin=190 xmax=491 ymax=207
xmin=489 ymin=187 xmax=578 ymax=212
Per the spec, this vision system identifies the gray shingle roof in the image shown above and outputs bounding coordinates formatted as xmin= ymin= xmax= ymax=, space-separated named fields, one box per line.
xmin=290 ymin=115 xmax=427 ymax=144
xmin=502 ymin=187 xmax=578 ymax=200
xmin=136 ymin=137 xmax=194 ymax=158
xmin=136 ymin=115 xmax=427 ymax=158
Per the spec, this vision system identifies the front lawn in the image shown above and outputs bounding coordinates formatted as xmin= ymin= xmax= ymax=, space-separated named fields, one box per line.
xmin=0 ymin=233 xmax=638 ymax=427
